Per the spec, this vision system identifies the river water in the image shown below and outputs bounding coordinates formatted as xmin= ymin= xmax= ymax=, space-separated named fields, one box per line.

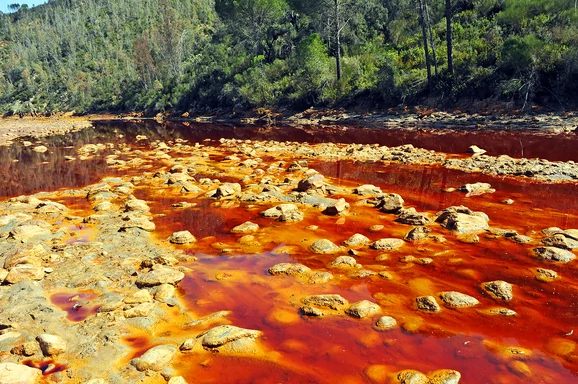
xmin=1 ymin=120 xmax=578 ymax=383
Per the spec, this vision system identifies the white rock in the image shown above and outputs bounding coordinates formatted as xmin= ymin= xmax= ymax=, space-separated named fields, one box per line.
xmin=37 ymin=334 xmax=67 ymax=356
xmin=0 ymin=363 xmax=42 ymax=384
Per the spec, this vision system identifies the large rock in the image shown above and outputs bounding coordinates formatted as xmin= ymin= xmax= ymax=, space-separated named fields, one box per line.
xmin=396 ymin=370 xmax=429 ymax=384
xmin=136 ymin=267 xmax=185 ymax=287
xmin=214 ymin=183 xmax=242 ymax=198
xmin=131 ymin=344 xmax=177 ymax=372
xmin=297 ymin=174 xmax=325 ymax=192
xmin=482 ymin=280 xmax=513 ymax=301
xmin=3 ymin=245 xmax=45 ymax=269
xmin=533 ymin=247 xmax=576 ymax=263
xmin=457 ymin=182 xmax=495 ymax=196
xmin=370 ymin=238 xmax=404 ymax=251
xmin=200 ymin=325 xmax=261 ymax=348
xmin=268 ymin=263 xmax=311 ymax=277
xmin=301 ymin=294 xmax=349 ymax=314
xmin=4 ymin=265 xmax=44 ymax=284
xmin=323 ymin=198 xmax=350 ymax=216
xmin=436 ymin=206 xmax=489 ymax=234
xmin=404 ymin=226 xmax=431 ymax=241
xmin=124 ymin=198 xmax=150 ymax=213
xmin=376 ymin=193 xmax=404 ymax=213
xmin=120 ymin=217 xmax=156 ymax=232
xmin=231 ymin=221 xmax=259 ymax=234
xmin=167 ymin=230 xmax=196 ymax=244
xmin=346 ymin=300 xmax=380 ymax=318
xmin=37 ymin=334 xmax=66 ymax=356
xmin=354 ymin=184 xmax=382 ymax=196
xmin=327 ymin=256 xmax=358 ymax=269
xmin=343 ymin=233 xmax=370 ymax=248
xmin=310 ymin=239 xmax=340 ymax=254
xmin=415 ymin=296 xmax=441 ymax=313
xmin=439 ymin=291 xmax=479 ymax=308
xmin=260 ymin=204 xmax=303 ymax=222
xmin=9 ymin=225 xmax=52 ymax=242
xmin=396 ymin=208 xmax=430 ymax=225
xmin=374 ymin=316 xmax=397 ymax=330
xmin=541 ymin=233 xmax=578 ymax=250
xmin=0 ymin=363 xmax=42 ymax=384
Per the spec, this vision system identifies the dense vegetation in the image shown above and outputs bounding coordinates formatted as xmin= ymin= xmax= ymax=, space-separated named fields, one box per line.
xmin=0 ymin=0 xmax=577 ymax=115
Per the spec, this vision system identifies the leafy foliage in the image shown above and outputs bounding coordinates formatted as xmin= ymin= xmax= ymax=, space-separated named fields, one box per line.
xmin=0 ymin=0 xmax=577 ymax=114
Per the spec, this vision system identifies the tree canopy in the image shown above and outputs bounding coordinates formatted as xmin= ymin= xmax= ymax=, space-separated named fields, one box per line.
xmin=0 ymin=0 xmax=576 ymax=115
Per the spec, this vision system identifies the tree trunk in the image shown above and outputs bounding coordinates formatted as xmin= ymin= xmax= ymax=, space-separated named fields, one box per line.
xmin=426 ymin=3 xmax=438 ymax=78
xmin=334 ymin=0 xmax=342 ymax=81
xmin=445 ymin=0 xmax=454 ymax=77
xmin=418 ymin=0 xmax=431 ymax=90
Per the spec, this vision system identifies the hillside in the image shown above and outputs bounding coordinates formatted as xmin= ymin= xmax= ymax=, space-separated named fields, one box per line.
xmin=0 ymin=0 xmax=577 ymax=115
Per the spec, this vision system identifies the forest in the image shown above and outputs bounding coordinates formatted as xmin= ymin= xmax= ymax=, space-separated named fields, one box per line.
xmin=0 ymin=0 xmax=577 ymax=115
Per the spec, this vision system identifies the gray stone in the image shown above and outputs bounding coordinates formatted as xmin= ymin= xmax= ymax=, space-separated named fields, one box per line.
xmin=302 ymin=294 xmax=349 ymax=311
xmin=323 ymin=198 xmax=350 ymax=216
xmin=37 ymin=334 xmax=66 ymax=356
xmin=297 ymin=174 xmax=325 ymax=192
xmin=343 ymin=233 xmax=370 ymax=248
xmin=396 ymin=208 xmax=430 ymax=225
xmin=310 ymin=239 xmax=340 ymax=254
xmin=415 ymin=296 xmax=441 ymax=313
xmin=345 ymin=300 xmax=380 ymax=318
xmin=533 ymin=247 xmax=576 ymax=263
xmin=439 ymin=291 xmax=479 ymax=308
xmin=376 ymin=193 xmax=404 ymax=213
xmin=131 ymin=344 xmax=177 ymax=372
xmin=168 ymin=230 xmax=196 ymax=244
xmin=327 ymin=256 xmax=358 ymax=269
xmin=457 ymin=182 xmax=495 ymax=196
xmin=541 ymin=234 xmax=578 ymax=250
xmin=371 ymin=238 xmax=404 ymax=251
xmin=137 ymin=267 xmax=185 ymax=287
xmin=260 ymin=204 xmax=303 ymax=222
xmin=5 ymin=265 xmax=44 ymax=284
xmin=467 ymin=145 xmax=486 ymax=155
xmin=374 ymin=316 xmax=397 ymax=330
xmin=214 ymin=183 xmax=242 ymax=198
xmin=482 ymin=280 xmax=513 ymax=301
xmin=230 ymin=222 xmax=259 ymax=234
xmin=354 ymin=184 xmax=382 ymax=195
xmin=268 ymin=263 xmax=311 ymax=277
xmin=200 ymin=325 xmax=261 ymax=348
xmin=436 ymin=207 xmax=489 ymax=234
xmin=0 ymin=363 xmax=42 ymax=384
xmin=404 ymin=226 xmax=431 ymax=241
xmin=535 ymin=268 xmax=558 ymax=282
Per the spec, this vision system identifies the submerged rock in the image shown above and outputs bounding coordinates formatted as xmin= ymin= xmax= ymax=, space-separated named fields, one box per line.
xmin=301 ymin=294 xmax=349 ymax=316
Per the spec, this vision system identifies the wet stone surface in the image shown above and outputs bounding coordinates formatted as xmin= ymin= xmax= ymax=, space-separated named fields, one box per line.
xmin=0 ymin=121 xmax=578 ymax=383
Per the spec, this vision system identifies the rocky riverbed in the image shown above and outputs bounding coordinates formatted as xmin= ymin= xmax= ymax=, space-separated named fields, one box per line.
xmin=1 ymin=123 xmax=578 ymax=383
